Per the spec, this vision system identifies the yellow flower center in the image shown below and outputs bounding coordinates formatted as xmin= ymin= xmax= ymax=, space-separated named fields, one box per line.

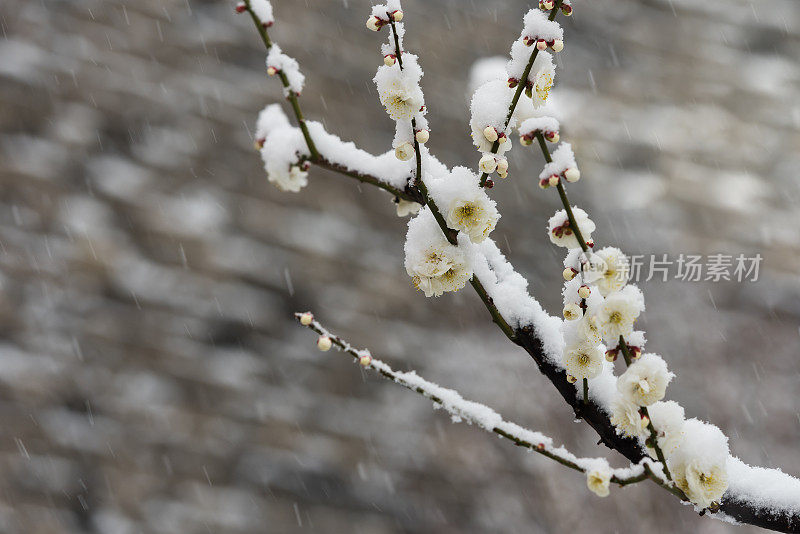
xmin=609 ymin=311 xmax=622 ymax=324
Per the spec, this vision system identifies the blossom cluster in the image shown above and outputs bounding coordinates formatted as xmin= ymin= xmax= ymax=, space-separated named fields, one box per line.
xmin=553 ymin=210 xmax=729 ymax=507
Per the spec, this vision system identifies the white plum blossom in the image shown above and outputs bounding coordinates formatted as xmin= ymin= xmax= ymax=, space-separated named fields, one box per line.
xmin=446 ymin=194 xmax=499 ymax=243
xmin=646 ymin=400 xmax=685 ymax=458
xmin=562 ymin=341 xmax=603 ymax=380
xmin=617 ymin=353 xmax=672 ymax=406
xmin=578 ymin=314 xmax=603 ymax=345
xmin=405 ymin=207 xmax=472 ymax=297
xmin=590 ymin=247 xmax=630 ymax=296
xmin=597 ymin=287 xmax=644 ymax=343
xmin=586 ymin=468 xmax=611 ymax=497
xmin=609 ymin=396 xmax=648 ymax=439
xmin=374 ymin=54 xmax=425 ymax=121
xmin=547 ymin=207 xmax=595 ymax=249
xmin=427 ymin=166 xmax=500 ymax=243
xmin=529 ymin=51 xmax=556 ymax=107
xmin=668 ymin=419 xmax=730 ymax=508
xmin=395 ymin=199 xmax=421 ymax=217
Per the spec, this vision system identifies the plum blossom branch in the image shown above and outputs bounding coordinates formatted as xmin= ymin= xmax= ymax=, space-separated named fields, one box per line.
xmin=478 ymin=0 xmax=563 ymax=187
xmin=294 ymin=311 xmax=661 ymax=489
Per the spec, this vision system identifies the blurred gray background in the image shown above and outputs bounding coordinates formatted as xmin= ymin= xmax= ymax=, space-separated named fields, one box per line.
xmin=1 ymin=0 xmax=799 ymax=532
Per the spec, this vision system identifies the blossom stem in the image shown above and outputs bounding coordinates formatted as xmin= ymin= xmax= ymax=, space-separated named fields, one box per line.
xmin=618 ymin=336 xmax=674 ymax=481
xmin=583 ymin=377 xmax=589 ymax=405
xmin=535 ymin=132 xmax=589 ymax=253
xmin=478 ymin=0 xmax=563 ymax=187
xmin=387 ymin=21 xmax=423 ymax=190
xmin=243 ymin=0 xmax=319 ymax=160
xmin=314 ymin=157 xmax=422 ymax=203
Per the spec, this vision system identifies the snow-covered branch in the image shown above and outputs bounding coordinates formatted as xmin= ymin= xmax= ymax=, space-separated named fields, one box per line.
xmin=236 ymin=1 xmax=800 ymax=531
xmin=293 ymin=311 xmax=664 ymax=494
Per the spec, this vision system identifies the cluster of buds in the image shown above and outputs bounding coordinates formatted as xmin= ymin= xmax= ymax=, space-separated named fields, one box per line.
xmin=539 ymin=167 xmax=580 ymax=188
xmin=520 ymin=128 xmax=559 ymax=146
xmin=523 ymin=35 xmax=564 ymax=53
xmin=415 ymin=129 xmax=429 ymax=144
xmin=604 ymin=343 xmax=642 ymax=362
xmin=540 ymin=0 xmax=573 ymax=16
xmin=507 ymin=77 xmax=519 ymax=89
xmin=366 ymin=9 xmax=403 ymax=31
xmin=482 ymin=126 xmax=508 ymax=146
xmin=478 ymin=154 xmax=509 ymax=178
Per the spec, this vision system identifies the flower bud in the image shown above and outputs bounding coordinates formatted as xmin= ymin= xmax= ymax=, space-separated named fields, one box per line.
xmin=548 ymin=175 xmax=560 ymax=187
xmin=536 ymin=39 xmax=548 ymax=51
xmin=235 ymin=3 xmax=246 ymax=13
xmin=538 ymin=178 xmax=550 ymax=189
xmin=395 ymin=142 xmax=414 ymax=161
xmin=317 ymin=336 xmax=332 ymax=351
xmin=483 ymin=126 xmax=498 ymax=142
xmin=485 ymin=178 xmax=494 ymax=189
xmin=605 ymin=349 xmax=618 ymax=362
xmin=563 ymin=303 xmax=581 ymax=321
xmin=562 ymin=4 xmax=573 ymax=16
xmin=496 ymin=170 xmax=507 ymax=179
xmin=359 ymin=353 xmax=372 ymax=366
xmin=564 ymin=168 xmax=581 ymax=182
xmin=640 ymin=414 xmax=650 ymax=427
xmin=254 ymin=137 xmax=266 ymax=150
xmin=563 ymin=267 xmax=577 ymax=281
xmin=520 ymin=135 xmax=533 ymax=146
xmin=544 ymin=131 xmax=560 ymax=143
xmin=543 ymin=0 xmax=555 ymax=9
xmin=525 ymin=86 xmax=533 ymax=99
xmin=507 ymin=77 xmax=519 ymax=88
xmin=578 ymin=284 xmax=591 ymax=299
xmin=479 ymin=154 xmax=497 ymax=173
xmin=366 ymin=15 xmax=382 ymax=31
xmin=496 ymin=159 xmax=509 ymax=173
xmin=383 ymin=54 xmax=396 ymax=66
xmin=551 ymin=39 xmax=564 ymax=52
xmin=415 ymin=129 xmax=429 ymax=144
xmin=566 ymin=374 xmax=577 ymax=384
xmin=523 ymin=36 xmax=535 ymax=47
xmin=497 ymin=133 xmax=508 ymax=145
xmin=299 ymin=312 xmax=313 ymax=326
xmin=391 ymin=10 xmax=403 ymax=22
xmin=267 ymin=66 xmax=278 ymax=76
xmin=586 ymin=238 xmax=595 ymax=248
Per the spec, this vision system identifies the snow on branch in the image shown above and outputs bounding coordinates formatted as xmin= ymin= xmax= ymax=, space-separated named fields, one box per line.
xmin=293 ymin=311 xmax=666 ymax=496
